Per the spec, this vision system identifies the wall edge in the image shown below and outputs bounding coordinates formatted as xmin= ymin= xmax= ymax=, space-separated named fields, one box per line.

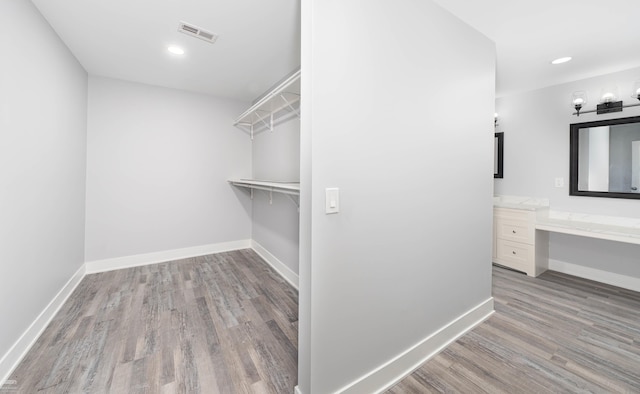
xmin=85 ymin=240 xmax=252 ymax=274
xmin=0 ymin=264 xmax=86 ymax=387
xmin=251 ymin=240 xmax=299 ymax=290
xmin=549 ymin=258 xmax=640 ymax=292
xmin=339 ymin=297 xmax=495 ymax=394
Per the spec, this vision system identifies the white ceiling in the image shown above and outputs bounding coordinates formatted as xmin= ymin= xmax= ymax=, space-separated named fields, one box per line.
xmin=433 ymin=0 xmax=640 ymax=97
xmin=31 ymin=0 xmax=301 ymax=102
xmin=32 ymin=0 xmax=640 ymax=101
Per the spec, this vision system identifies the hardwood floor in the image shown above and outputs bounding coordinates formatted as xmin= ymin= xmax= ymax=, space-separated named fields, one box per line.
xmin=6 ymin=254 xmax=640 ymax=393
xmin=6 ymin=249 xmax=298 ymax=394
xmin=388 ymin=266 xmax=640 ymax=393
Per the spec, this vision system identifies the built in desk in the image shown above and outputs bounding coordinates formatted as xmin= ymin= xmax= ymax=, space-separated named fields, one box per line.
xmin=493 ymin=196 xmax=640 ymax=277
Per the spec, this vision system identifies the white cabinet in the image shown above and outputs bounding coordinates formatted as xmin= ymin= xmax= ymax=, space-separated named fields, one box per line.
xmin=493 ymin=207 xmax=548 ymax=277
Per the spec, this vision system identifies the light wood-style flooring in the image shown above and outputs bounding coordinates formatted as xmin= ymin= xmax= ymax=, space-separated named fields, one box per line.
xmin=7 ymin=249 xmax=298 ymax=393
xmin=388 ymin=266 xmax=640 ymax=393
xmin=7 ymin=254 xmax=640 ymax=393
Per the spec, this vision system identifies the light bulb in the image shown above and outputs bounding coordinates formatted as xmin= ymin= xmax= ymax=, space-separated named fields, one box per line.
xmin=601 ymin=92 xmax=615 ymax=103
xmin=571 ymin=91 xmax=587 ymax=107
xmin=571 ymin=91 xmax=588 ymax=116
xmin=631 ymin=81 xmax=640 ymax=101
xmin=599 ymin=86 xmax=619 ymax=103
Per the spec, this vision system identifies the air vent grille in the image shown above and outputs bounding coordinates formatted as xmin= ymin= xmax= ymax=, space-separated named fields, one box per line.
xmin=178 ymin=21 xmax=218 ymax=44
xmin=181 ymin=25 xmax=198 ymax=34
xmin=198 ymin=31 xmax=215 ymax=41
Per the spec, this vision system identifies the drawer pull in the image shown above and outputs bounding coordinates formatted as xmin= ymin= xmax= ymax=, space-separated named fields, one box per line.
xmin=512 ymin=251 xmax=516 ymax=255
xmin=512 ymin=230 xmax=517 ymax=234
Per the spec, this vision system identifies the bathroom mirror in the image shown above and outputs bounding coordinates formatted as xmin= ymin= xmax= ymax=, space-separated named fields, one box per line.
xmin=494 ymin=132 xmax=504 ymax=178
xmin=570 ymin=115 xmax=640 ymax=199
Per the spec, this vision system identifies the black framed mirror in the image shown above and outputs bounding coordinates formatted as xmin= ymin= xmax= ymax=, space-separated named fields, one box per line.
xmin=494 ymin=132 xmax=504 ymax=178
xmin=570 ymin=115 xmax=640 ymax=199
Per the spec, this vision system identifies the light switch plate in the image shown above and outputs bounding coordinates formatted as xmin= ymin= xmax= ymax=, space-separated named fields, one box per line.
xmin=325 ymin=188 xmax=339 ymax=214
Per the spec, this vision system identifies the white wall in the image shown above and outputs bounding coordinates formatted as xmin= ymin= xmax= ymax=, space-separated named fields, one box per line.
xmin=85 ymin=77 xmax=252 ymax=262
xmin=299 ymin=2 xmax=313 ymax=389
xmin=495 ymin=66 xmax=640 ymax=279
xmin=299 ymin=1 xmax=495 ymax=392
xmin=251 ymin=119 xmax=300 ymax=275
xmin=0 ymin=0 xmax=87 ymax=372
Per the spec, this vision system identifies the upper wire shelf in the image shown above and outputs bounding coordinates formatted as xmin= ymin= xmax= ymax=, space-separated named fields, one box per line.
xmin=233 ymin=70 xmax=301 ymax=139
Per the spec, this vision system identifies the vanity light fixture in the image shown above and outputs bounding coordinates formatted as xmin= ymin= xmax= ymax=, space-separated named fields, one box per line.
xmin=572 ymin=91 xmax=587 ymax=116
xmin=572 ymin=82 xmax=640 ymax=116
xmin=597 ymin=86 xmax=622 ymax=114
xmin=632 ymin=80 xmax=640 ymax=101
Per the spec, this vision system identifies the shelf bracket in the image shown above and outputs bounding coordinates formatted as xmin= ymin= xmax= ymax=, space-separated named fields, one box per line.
xmin=234 ymin=122 xmax=253 ymax=139
xmin=253 ymin=110 xmax=273 ymax=132
xmin=280 ymin=94 xmax=300 ymax=118
xmin=250 ymin=188 xmax=254 ymax=199
xmin=250 ymin=123 xmax=254 ymax=140
xmin=285 ymin=194 xmax=300 ymax=211
xmin=254 ymin=188 xmax=274 ymax=204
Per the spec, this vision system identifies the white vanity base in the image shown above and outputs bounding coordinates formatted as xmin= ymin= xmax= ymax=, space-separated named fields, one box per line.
xmin=493 ymin=196 xmax=550 ymax=277
xmin=493 ymin=196 xmax=640 ymax=282
xmin=493 ymin=207 xmax=549 ymax=277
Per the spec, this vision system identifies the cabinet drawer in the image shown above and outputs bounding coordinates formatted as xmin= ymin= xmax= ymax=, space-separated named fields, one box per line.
xmin=496 ymin=219 xmax=533 ymax=244
xmin=494 ymin=207 xmax=533 ymax=222
xmin=496 ymin=239 xmax=534 ymax=273
xmin=494 ymin=208 xmax=534 ymax=244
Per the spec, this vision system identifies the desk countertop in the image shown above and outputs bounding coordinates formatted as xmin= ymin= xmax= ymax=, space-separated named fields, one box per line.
xmin=493 ymin=195 xmax=549 ymax=211
xmin=535 ymin=211 xmax=640 ymax=245
xmin=494 ymin=195 xmax=640 ymax=244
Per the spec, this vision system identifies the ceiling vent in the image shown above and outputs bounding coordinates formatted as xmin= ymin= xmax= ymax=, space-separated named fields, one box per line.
xmin=178 ymin=21 xmax=218 ymax=44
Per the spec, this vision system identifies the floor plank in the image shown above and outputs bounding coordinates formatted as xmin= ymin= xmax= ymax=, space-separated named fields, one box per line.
xmin=5 ymin=250 xmax=298 ymax=394
xmin=388 ymin=266 xmax=640 ymax=393
xmin=7 ymin=255 xmax=640 ymax=393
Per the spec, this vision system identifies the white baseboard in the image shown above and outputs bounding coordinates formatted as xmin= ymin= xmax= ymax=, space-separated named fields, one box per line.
xmin=549 ymin=259 xmax=640 ymax=292
xmin=0 ymin=264 xmax=86 ymax=387
xmin=1 ymin=239 xmax=269 ymax=388
xmin=85 ymin=240 xmax=252 ymax=274
xmin=338 ymin=298 xmax=495 ymax=394
xmin=251 ymin=240 xmax=299 ymax=290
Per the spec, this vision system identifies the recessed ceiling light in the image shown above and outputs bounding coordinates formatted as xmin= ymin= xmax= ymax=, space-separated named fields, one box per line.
xmin=551 ymin=56 xmax=572 ymax=65
xmin=167 ymin=45 xmax=185 ymax=55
